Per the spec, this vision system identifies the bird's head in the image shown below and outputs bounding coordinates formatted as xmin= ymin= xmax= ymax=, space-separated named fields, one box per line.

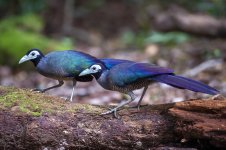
xmin=79 ymin=63 xmax=104 ymax=77
xmin=19 ymin=48 xmax=44 ymax=66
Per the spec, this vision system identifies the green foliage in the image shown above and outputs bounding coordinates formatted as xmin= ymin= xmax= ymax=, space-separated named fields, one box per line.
xmin=158 ymin=0 xmax=226 ymax=17
xmin=0 ymin=0 xmax=45 ymax=16
xmin=145 ymin=32 xmax=190 ymax=45
xmin=120 ymin=30 xmax=135 ymax=46
xmin=18 ymin=0 xmax=45 ymax=14
xmin=195 ymin=0 xmax=226 ymax=17
xmin=0 ymin=14 xmax=73 ymax=66
xmin=205 ymin=49 xmax=222 ymax=59
xmin=120 ymin=30 xmax=190 ymax=48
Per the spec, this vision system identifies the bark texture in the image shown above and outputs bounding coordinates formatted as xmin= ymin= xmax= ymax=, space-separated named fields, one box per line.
xmin=0 ymin=86 xmax=225 ymax=150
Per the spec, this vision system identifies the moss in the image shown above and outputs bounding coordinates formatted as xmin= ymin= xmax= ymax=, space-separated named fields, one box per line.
xmin=0 ymin=86 xmax=104 ymax=117
xmin=69 ymin=103 xmax=103 ymax=114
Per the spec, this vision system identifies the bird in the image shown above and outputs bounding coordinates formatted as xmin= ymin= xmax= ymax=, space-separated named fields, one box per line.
xmin=19 ymin=48 xmax=132 ymax=101
xmin=79 ymin=62 xmax=219 ymax=117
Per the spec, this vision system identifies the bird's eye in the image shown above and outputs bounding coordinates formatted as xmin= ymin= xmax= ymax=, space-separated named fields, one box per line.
xmin=92 ymin=67 xmax=96 ymax=70
xmin=31 ymin=52 xmax=35 ymax=56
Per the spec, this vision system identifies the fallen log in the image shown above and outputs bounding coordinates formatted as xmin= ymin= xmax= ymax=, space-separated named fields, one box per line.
xmin=0 ymin=86 xmax=225 ymax=149
xmin=150 ymin=6 xmax=226 ymax=38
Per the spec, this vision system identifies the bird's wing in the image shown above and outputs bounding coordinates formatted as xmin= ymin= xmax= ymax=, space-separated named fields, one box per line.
xmin=100 ymin=58 xmax=134 ymax=69
xmin=108 ymin=62 xmax=174 ymax=87
xmin=44 ymin=50 xmax=101 ymax=81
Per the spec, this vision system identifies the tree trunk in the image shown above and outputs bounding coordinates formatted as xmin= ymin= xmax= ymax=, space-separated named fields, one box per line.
xmin=0 ymin=86 xmax=225 ymax=150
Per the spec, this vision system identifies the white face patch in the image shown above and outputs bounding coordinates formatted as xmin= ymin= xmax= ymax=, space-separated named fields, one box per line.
xmin=79 ymin=64 xmax=102 ymax=76
xmin=90 ymin=64 xmax=102 ymax=73
xmin=27 ymin=50 xmax=40 ymax=59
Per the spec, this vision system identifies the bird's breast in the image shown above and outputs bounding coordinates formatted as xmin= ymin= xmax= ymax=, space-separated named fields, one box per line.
xmin=110 ymin=79 xmax=151 ymax=93
xmin=36 ymin=62 xmax=73 ymax=80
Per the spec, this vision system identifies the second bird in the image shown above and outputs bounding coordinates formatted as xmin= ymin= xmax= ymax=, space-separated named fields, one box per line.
xmin=79 ymin=62 xmax=219 ymax=117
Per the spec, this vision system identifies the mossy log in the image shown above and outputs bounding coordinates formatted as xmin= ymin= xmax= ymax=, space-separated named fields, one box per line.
xmin=0 ymin=86 xmax=225 ymax=150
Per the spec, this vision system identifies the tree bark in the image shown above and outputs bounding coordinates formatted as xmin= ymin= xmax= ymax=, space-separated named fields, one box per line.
xmin=0 ymin=86 xmax=225 ymax=150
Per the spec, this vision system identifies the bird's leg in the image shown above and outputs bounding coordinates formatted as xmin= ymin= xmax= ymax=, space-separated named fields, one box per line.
xmin=101 ymin=92 xmax=136 ymax=118
xmin=33 ymin=80 xmax=64 ymax=93
xmin=69 ymin=79 xmax=77 ymax=102
xmin=136 ymin=86 xmax=148 ymax=110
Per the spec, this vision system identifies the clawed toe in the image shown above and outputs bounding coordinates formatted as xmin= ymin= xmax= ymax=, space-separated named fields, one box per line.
xmin=129 ymin=105 xmax=139 ymax=109
xmin=60 ymin=97 xmax=70 ymax=101
xmin=129 ymin=104 xmax=146 ymax=111
xmin=101 ymin=108 xmax=119 ymax=118
xmin=101 ymin=110 xmax=113 ymax=115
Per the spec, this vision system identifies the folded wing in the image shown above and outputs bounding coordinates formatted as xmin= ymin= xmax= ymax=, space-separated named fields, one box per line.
xmin=108 ymin=62 xmax=174 ymax=87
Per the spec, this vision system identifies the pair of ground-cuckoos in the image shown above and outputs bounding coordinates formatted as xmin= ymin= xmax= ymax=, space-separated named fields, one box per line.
xmin=19 ymin=49 xmax=132 ymax=101
xmin=19 ymin=49 xmax=219 ymax=117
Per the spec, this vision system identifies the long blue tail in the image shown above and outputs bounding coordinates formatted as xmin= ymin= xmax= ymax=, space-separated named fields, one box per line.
xmin=151 ymin=74 xmax=219 ymax=95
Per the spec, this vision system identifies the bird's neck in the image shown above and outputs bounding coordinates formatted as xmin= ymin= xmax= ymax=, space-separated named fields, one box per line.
xmin=95 ymin=70 xmax=110 ymax=90
xmin=93 ymin=71 xmax=103 ymax=80
xmin=31 ymin=55 xmax=44 ymax=67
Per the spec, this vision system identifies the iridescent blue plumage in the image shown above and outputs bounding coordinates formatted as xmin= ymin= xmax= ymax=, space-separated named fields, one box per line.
xmin=151 ymin=75 xmax=218 ymax=95
xmin=19 ymin=49 xmax=131 ymax=101
xmin=100 ymin=58 xmax=133 ymax=69
xmin=36 ymin=50 xmax=102 ymax=81
xmin=79 ymin=62 xmax=219 ymax=117
xmin=108 ymin=63 xmax=174 ymax=87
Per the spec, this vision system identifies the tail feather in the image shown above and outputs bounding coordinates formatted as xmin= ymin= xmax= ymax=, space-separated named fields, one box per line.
xmin=151 ymin=74 xmax=219 ymax=95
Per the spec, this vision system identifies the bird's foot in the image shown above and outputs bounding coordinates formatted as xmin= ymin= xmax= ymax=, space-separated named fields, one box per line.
xmin=60 ymin=97 xmax=73 ymax=102
xmin=101 ymin=108 xmax=119 ymax=118
xmin=129 ymin=104 xmax=147 ymax=111
xmin=69 ymin=98 xmax=73 ymax=102
xmin=60 ymin=97 xmax=68 ymax=100
xmin=129 ymin=104 xmax=141 ymax=111
xmin=69 ymin=96 xmax=73 ymax=102
xmin=137 ymin=105 xmax=141 ymax=111
xmin=32 ymin=88 xmax=45 ymax=93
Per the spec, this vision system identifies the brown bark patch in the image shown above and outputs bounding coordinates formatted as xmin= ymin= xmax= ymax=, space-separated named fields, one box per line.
xmin=169 ymin=98 xmax=226 ymax=149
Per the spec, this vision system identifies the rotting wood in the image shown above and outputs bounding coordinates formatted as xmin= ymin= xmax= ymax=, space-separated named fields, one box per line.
xmin=0 ymin=86 xmax=225 ymax=150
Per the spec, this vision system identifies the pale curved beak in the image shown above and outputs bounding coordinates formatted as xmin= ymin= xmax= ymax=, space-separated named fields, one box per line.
xmin=79 ymin=69 xmax=92 ymax=76
xmin=19 ymin=55 xmax=30 ymax=64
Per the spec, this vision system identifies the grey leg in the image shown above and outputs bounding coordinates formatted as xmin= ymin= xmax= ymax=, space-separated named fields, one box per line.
xmin=69 ymin=79 xmax=77 ymax=102
xmin=33 ymin=80 xmax=64 ymax=93
xmin=136 ymin=86 xmax=148 ymax=110
xmin=101 ymin=92 xmax=136 ymax=118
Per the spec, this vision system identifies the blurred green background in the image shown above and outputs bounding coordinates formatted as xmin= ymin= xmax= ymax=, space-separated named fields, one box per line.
xmin=0 ymin=0 xmax=225 ymax=67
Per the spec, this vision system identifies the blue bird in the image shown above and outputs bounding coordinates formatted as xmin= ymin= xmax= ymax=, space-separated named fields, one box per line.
xmin=100 ymin=58 xmax=133 ymax=69
xmin=19 ymin=48 xmax=131 ymax=101
xmin=79 ymin=62 xmax=219 ymax=117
